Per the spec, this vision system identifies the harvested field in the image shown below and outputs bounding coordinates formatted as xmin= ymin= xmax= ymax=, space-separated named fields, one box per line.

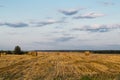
xmin=0 ymin=53 xmax=120 ymax=80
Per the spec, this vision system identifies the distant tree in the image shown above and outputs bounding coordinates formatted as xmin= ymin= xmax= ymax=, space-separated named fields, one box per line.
xmin=14 ymin=46 xmax=22 ymax=54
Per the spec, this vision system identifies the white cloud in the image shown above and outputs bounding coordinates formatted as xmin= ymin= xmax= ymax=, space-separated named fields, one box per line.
xmin=101 ymin=2 xmax=115 ymax=6
xmin=59 ymin=8 xmax=84 ymax=16
xmin=74 ymin=12 xmax=105 ymax=19
xmin=31 ymin=19 xmax=64 ymax=27
xmin=0 ymin=22 xmax=29 ymax=28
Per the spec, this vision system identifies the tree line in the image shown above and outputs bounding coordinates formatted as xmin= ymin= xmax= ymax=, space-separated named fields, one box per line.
xmin=0 ymin=46 xmax=27 ymax=55
xmin=35 ymin=50 xmax=120 ymax=54
xmin=0 ymin=46 xmax=120 ymax=55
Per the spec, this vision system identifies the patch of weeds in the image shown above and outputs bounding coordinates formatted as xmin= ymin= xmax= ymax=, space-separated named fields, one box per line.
xmin=80 ymin=76 xmax=92 ymax=80
xmin=114 ymin=74 xmax=120 ymax=80
xmin=91 ymin=73 xmax=116 ymax=80
xmin=0 ymin=72 xmax=13 ymax=80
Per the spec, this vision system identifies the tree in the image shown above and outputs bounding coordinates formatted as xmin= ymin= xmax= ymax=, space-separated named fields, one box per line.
xmin=14 ymin=46 xmax=22 ymax=54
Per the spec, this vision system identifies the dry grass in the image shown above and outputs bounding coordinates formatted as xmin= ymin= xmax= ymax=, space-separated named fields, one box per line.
xmin=0 ymin=52 xmax=120 ymax=80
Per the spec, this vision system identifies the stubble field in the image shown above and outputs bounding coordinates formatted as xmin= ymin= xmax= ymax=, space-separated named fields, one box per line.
xmin=0 ymin=52 xmax=120 ymax=80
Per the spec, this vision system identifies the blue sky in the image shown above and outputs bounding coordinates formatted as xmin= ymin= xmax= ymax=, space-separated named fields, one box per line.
xmin=0 ymin=0 xmax=120 ymax=50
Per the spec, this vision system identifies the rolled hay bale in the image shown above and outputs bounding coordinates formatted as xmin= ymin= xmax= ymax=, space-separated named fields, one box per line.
xmin=84 ymin=51 xmax=91 ymax=56
xmin=0 ymin=52 xmax=6 ymax=57
xmin=27 ymin=52 xmax=32 ymax=55
xmin=27 ymin=51 xmax=38 ymax=56
xmin=56 ymin=52 xmax=60 ymax=55
xmin=3 ymin=52 xmax=6 ymax=55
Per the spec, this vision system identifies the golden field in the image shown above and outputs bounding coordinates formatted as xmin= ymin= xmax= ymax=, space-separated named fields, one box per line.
xmin=0 ymin=52 xmax=120 ymax=80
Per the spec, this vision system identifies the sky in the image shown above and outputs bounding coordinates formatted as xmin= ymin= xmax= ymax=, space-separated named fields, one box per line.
xmin=0 ymin=0 xmax=120 ymax=50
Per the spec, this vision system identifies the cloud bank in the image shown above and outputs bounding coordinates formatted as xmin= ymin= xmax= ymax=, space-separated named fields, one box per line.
xmin=72 ymin=24 xmax=120 ymax=32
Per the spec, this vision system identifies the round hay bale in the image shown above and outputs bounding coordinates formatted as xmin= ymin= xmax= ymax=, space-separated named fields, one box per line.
xmin=84 ymin=51 xmax=91 ymax=56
